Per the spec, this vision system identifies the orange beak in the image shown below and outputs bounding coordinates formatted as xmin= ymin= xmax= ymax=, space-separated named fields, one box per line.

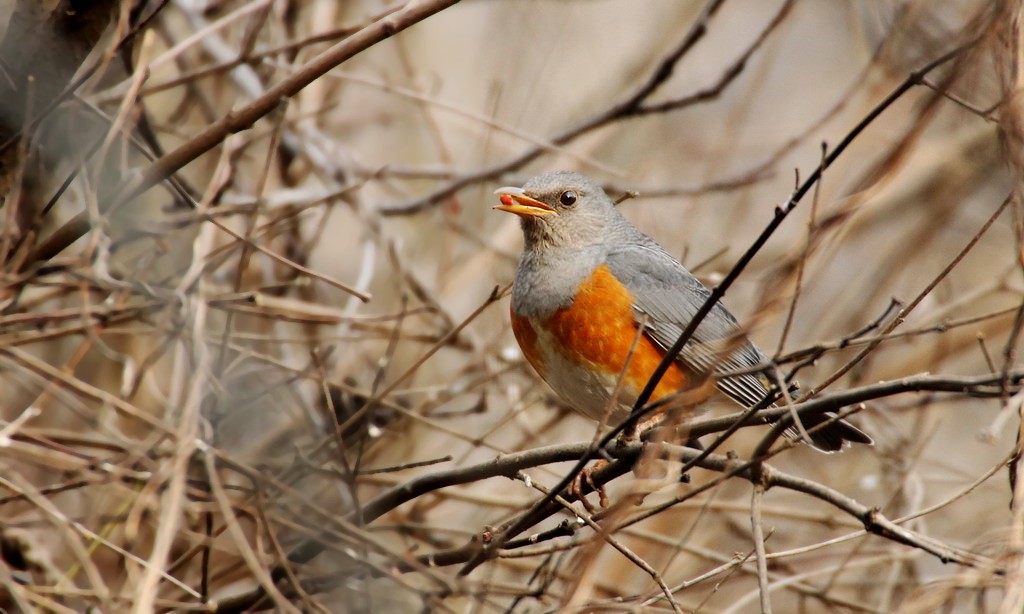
xmin=493 ymin=187 xmax=557 ymax=219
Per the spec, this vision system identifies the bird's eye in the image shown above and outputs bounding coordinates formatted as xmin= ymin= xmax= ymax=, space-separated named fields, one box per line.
xmin=559 ymin=190 xmax=577 ymax=207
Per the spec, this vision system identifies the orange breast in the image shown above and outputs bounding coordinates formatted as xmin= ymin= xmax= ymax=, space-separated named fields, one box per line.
xmin=512 ymin=265 xmax=688 ymax=403
xmin=511 ymin=309 xmax=546 ymax=377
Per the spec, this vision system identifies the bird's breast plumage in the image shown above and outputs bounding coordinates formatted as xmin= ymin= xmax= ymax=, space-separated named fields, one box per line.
xmin=511 ymin=265 xmax=689 ymax=422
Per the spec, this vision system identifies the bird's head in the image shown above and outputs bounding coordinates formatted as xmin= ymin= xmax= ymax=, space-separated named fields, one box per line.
xmin=494 ymin=171 xmax=624 ymax=250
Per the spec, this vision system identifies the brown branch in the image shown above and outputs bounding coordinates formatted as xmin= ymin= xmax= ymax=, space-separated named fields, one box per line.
xmin=688 ymin=369 xmax=1024 ymax=440
xmin=808 ymin=191 xmax=1013 ymax=397
xmin=0 ymin=0 xmax=119 ymax=197
xmin=200 ymin=362 xmax=1016 ymax=612
xmin=24 ymin=0 xmax=464 ymax=268
xmin=377 ymin=0 xmax=738 ymax=216
xmin=392 ymin=437 xmax=988 ymax=574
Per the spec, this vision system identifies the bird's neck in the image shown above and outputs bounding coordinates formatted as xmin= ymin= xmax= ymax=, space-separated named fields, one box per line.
xmin=511 ymin=246 xmax=604 ymax=318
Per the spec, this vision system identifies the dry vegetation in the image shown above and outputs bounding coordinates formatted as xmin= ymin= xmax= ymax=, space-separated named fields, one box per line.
xmin=2 ymin=0 xmax=1024 ymax=612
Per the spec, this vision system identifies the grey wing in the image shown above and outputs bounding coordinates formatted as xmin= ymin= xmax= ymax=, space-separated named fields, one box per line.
xmin=605 ymin=245 xmax=777 ymax=408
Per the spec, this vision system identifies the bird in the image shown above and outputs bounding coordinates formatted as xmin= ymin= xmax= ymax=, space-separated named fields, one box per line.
xmin=495 ymin=170 xmax=872 ymax=452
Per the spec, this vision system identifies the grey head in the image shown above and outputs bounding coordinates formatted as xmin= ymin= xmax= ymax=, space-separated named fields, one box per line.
xmin=494 ymin=171 xmax=640 ymax=252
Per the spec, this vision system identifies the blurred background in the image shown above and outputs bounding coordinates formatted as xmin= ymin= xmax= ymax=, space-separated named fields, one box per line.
xmin=0 ymin=0 xmax=1020 ymax=611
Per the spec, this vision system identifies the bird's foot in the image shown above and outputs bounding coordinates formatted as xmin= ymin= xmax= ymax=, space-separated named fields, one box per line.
xmin=569 ymin=460 xmax=610 ymax=512
xmin=615 ymin=415 xmax=659 ymax=449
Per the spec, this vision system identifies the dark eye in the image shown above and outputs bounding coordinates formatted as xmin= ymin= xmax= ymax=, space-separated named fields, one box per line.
xmin=559 ymin=190 xmax=577 ymax=207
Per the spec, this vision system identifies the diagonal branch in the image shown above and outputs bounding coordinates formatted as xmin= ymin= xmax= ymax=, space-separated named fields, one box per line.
xmin=25 ymin=0 xmax=464 ymax=268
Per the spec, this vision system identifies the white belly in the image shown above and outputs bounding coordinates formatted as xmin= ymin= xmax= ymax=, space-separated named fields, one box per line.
xmin=531 ymin=325 xmax=636 ymax=425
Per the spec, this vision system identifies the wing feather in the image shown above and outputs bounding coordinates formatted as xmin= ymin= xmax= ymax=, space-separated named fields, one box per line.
xmin=604 ymin=243 xmax=872 ymax=451
xmin=605 ymin=244 xmax=775 ymax=407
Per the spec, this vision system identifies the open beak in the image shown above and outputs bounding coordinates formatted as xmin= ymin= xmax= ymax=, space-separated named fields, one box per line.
xmin=493 ymin=187 xmax=557 ymax=219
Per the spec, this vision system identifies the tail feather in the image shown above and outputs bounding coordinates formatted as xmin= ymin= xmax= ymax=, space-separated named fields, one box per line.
xmin=787 ymin=411 xmax=874 ymax=453
xmin=751 ymin=374 xmax=872 ymax=452
xmin=714 ymin=365 xmax=873 ymax=453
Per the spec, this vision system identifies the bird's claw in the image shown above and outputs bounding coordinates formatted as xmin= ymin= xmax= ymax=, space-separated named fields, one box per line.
xmin=569 ymin=460 xmax=610 ymax=511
